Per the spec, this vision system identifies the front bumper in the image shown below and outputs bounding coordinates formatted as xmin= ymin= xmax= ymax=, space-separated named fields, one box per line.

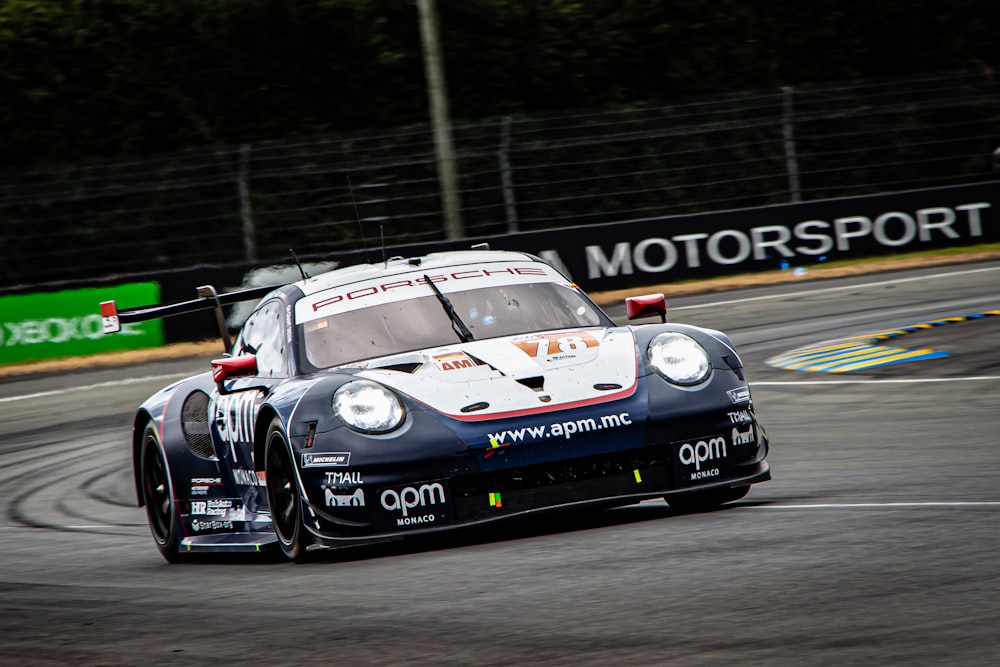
xmin=298 ymin=407 xmax=770 ymax=546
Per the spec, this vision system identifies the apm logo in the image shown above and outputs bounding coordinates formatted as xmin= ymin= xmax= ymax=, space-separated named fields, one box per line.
xmin=380 ymin=483 xmax=446 ymax=517
xmin=212 ymin=391 xmax=264 ymax=445
xmin=678 ymin=437 xmax=727 ymax=471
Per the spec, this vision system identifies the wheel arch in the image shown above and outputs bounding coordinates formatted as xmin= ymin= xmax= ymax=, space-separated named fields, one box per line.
xmin=132 ymin=409 xmax=157 ymax=506
xmin=253 ymin=405 xmax=281 ymax=472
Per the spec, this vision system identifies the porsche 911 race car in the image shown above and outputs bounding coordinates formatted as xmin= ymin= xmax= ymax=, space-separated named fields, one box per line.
xmin=102 ymin=249 xmax=770 ymax=562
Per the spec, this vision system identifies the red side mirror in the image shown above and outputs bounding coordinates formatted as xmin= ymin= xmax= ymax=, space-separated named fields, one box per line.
xmin=625 ymin=294 xmax=667 ymax=323
xmin=211 ymin=355 xmax=259 ymax=383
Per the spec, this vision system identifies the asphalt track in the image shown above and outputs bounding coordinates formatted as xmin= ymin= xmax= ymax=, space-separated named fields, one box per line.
xmin=1 ymin=260 xmax=998 ymax=666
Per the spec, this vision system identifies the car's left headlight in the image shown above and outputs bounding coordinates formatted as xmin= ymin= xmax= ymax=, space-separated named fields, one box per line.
xmin=332 ymin=380 xmax=405 ymax=434
xmin=647 ymin=332 xmax=712 ymax=385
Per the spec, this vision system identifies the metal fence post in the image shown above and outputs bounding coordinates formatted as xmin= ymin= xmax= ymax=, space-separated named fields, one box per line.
xmin=499 ymin=115 xmax=519 ymax=233
xmin=417 ymin=0 xmax=464 ymax=240
xmin=238 ymin=143 xmax=257 ymax=262
xmin=782 ymin=86 xmax=802 ymax=203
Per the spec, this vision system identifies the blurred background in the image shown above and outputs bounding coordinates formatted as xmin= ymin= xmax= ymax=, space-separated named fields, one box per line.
xmin=1 ymin=0 xmax=998 ymax=289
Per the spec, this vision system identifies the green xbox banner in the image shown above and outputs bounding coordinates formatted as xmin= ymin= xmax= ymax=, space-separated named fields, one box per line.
xmin=0 ymin=283 xmax=163 ymax=365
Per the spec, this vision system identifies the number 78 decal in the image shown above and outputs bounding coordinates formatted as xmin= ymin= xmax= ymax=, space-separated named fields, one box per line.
xmin=512 ymin=332 xmax=599 ymax=357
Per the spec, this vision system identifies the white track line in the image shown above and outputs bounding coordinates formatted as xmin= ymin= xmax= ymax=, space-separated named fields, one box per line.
xmin=0 ymin=525 xmax=137 ymax=530
xmin=0 ymin=373 xmax=190 ymax=404
xmin=743 ymin=501 xmax=1000 ymax=510
xmin=672 ymin=264 xmax=1000 ymax=311
xmin=751 ymin=376 xmax=1000 ymax=386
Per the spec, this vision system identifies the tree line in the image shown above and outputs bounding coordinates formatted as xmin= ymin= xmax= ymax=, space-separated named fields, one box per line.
xmin=1 ymin=0 xmax=996 ymax=170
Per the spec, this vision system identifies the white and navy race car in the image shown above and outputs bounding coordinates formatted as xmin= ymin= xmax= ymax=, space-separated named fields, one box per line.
xmin=103 ymin=249 xmax=769 ymax=562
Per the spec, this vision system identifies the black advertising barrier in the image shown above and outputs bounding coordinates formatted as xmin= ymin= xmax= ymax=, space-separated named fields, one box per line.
xmin=3 ymin=180 xmax=996 ymax=345
xmin=154 ymin=264 xmax=261 ymax=347
xmin=330 ymin=179 xmax=1000 ymax=293
xmin=497 ymin=179 xmax=999 ymax=290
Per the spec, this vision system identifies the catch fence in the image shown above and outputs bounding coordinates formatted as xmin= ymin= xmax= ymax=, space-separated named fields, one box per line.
xmin=1 ymin=69 xmax=997 ymax=289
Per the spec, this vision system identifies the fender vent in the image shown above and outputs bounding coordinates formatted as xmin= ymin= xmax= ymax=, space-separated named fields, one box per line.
xmin=181 ymin=391 xmax=215 ymax=459
xmin=516 ymin=376 xmax=545 ymax=391
xmin=374 ymin=362 xmax=422 ymax=374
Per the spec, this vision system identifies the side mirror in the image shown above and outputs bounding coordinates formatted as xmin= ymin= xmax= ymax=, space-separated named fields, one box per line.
xmin=211 ymin=355 xmax=258 ymax=393
xmin=625 ymin=294 xmax=667 ymax=323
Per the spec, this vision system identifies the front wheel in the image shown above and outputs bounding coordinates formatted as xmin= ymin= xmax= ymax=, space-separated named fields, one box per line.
xmin=264 ymin=418 xmax=312 ymax=561
xmin=666 ymin=485 xmax=750 ymax=514
xmin=140 ymin=422 xmax=181 ymax=563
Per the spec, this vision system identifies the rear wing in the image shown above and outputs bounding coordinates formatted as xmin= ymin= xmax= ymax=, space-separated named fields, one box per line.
xmin=100 ymin=283 xmax=282 ymax=353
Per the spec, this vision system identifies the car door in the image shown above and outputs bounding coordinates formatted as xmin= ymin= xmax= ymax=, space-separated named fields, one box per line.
xmin=210 ymin=298 xmax=288 ymax=508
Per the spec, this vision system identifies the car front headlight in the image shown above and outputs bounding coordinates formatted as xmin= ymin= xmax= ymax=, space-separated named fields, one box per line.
xmin=647 ymin=332 xmax=712 ymax=385
xmin=332 ymin=380 xmax=405 ymax=434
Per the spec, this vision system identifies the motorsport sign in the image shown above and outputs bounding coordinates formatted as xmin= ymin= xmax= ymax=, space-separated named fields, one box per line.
xmin=326 ymin=180 xmax=999 ymax=292
xmin=523 ymin=180 xmax=999 ymax=291
xmin=0 ymin=283 xmax=164 ymax=365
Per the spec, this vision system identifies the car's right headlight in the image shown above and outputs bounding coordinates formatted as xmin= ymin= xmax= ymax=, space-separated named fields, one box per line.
xmin=647 ymin=332 xmax=712 ymax=386
xmin=332 ymin=380 xmax=405 ymax=434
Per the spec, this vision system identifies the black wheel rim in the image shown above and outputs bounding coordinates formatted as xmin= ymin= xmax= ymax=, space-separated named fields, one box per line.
xmin=266 ymin=434 xmax=299 ymax=546
xmin=142 ymin=437 xmax=172 ymax=543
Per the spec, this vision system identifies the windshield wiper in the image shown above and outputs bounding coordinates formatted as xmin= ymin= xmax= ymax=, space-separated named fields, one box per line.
xmin=424 ymin=274 xmax=474 ymax=343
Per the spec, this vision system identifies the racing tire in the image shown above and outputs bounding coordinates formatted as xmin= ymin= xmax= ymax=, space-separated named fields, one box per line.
xmin=666 ymin=485 xmax=750 ymax=514
xmin=139 ymin=422 xmax=182 ymax=563
xmin=264 ymin=419 xmax=312 ymax=562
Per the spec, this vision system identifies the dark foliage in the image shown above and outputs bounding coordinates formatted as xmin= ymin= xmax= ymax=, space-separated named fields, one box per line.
xmin=1 ymin=0 xmax=997 ymax=169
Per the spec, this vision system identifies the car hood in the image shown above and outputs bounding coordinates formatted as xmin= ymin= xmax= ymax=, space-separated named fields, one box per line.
xmin=354 ymin=326 xmax=639 ymax=421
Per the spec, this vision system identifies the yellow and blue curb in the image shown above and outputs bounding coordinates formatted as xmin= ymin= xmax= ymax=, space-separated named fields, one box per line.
xmin=766 ymin=310 xmax=1000 ymax=373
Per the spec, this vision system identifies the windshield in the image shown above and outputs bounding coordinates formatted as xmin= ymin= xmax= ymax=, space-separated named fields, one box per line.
xmin=298 ymin=282 xmax=611 ymax=370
